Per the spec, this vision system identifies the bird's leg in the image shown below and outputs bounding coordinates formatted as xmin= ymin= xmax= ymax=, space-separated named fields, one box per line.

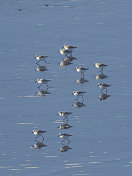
xmin=82 ymin=72 xmax=84 ymax=78
xmin=43 ymin=59 xmax=48 ymax=64
xmin=67 ymin=139 xmax=71 ymax=145
xmin=46 ymin=83 xmax=51 ymax=88
xmin=38 ymin=84 xmax=41 ymax=89
xmin=41 ymin=135 xmax=44 ymax=142
xmin=61 ymin=139 xmax=65 ymax=144
xmin=76 ymin=96 xmax=79 ymax=101
xmin=106 ymin=88 xmax=108 ymax=94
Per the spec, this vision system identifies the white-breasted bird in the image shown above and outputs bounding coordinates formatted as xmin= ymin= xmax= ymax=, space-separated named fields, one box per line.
xmin=94 ymin=63 xmax=108 ymax=73
xmin=32 ymin=130 xmax=47 ymax=138
xmin=36 ymin=78 xmax=51 ymax=88
xmin=60 ymin=49 xmax=71 ymax=56
xmin=58 ymin=133 xmax=72 ymax=139
xmin=64 ymin=45 xmax=77 ymax=51
xmin=97 ymin=83 xmax=111 ymax=93
xmin=35 ymin=55 xmax=48 ymax=64
xmin=57 ymin=111 xmax=72 ymax=118
xmin=75 ymin=67 xmax=88 ymax=77
xmin=72 ymin=91 xmax=86 ymax=100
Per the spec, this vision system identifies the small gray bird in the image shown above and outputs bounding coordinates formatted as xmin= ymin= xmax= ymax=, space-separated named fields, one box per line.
xmin=94 ymin=63 xmax=108 ymax=73
xmin=72 ymin=91 xmax=86 ymax=100
xmin=97 ymin=83 xmax=111 ymax=93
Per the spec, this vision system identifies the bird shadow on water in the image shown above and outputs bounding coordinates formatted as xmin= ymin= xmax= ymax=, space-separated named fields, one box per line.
xmin=36 ymin=88 xmax=51 ymax=97
xmin=76 ymin=76 xmax=88 ymax=84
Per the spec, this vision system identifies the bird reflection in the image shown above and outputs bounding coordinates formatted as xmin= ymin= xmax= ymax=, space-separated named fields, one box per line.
xmin=64 ymin=56 xmax=77 ymax=62
xmin=35 ymin=65 xmax=48 ymax=72
xmin=36 ymin=89 xmax=51 ymax=97
xmin=76 ymin=77 xmax=88 ymax=84
xmin=32 ymin=140 xmax=47 ymax=149
xmin=59 ymin=60 xmax=73 ymax=67
xmin=73 ymin=100 xmax=86 ymax=108
xmin=96 ymin=73 xmax=108 ymax=80
xmin=59 ymin=145 xmax=72 ymax=152
xmin=98 ymin=93 xmax=111 ymax=101
xmin=58 ymin=123 xmax=73 ymax=130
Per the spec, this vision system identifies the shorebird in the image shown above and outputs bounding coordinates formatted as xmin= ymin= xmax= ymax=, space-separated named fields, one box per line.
xmin=75 ymin=67 xmax=88 ymax=77
xmin=59 ymin=133 xmax=72 ymax=145
xmin=60 ymin=49 xmax=71 ymax=56
xmin=57 ymin=112 xmax=72 ymax=118
xmin=35 ymin=55 xmax=48 ymax=64
xmin=58 ymin=123 xmax=72 ymax=130
xmin=64 ymin=45 xmax=77 ymax=51
xmin=57 ymin=111 xmax=72 ymax=122
xmin=97 ymin=83 xmax=111 ymax=93
xmin=98 ymin=93 xmax=111 ymax=101
xmin=94 ymin=63 xmax=108 ymax=73
xmin=58 ymin=133 xmax=72 ymax=139
xmin=32 ymin=130 xmax=47 ymax=140
xmin=35 ymin=66 xmax=48 ymax=72
xmin=72 ymin=91 xmax=86 ymax=100
xmin=36 ymin=78 xmax=51 ymax=88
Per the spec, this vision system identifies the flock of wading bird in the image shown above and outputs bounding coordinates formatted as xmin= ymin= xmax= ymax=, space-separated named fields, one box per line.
xmin=31 ymin=45 xmax=111 ymax=151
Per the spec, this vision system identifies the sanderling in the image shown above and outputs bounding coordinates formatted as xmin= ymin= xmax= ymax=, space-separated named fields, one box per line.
xmin=60 ymin=49 xmax=71 ymax=56
xmin=59 ymin=145 xmax=72 ymax=152
xmin=58 ymin=133 xmax=72 ymax=139
xmin=36 ymin=78 xmax=51 ymax=88
xmin=75 ymin=67 xmax=88 ymax=77
xmin=72 ymin=91 xmax=86 ymax=100
xmin=97 ymin=83 xmax=111 ymax=93
xmin=98 ymin=93 xmax=111 ymax=101
xmin=32 ymin=130 xmax=47 ymax=140
xmin=57 ymin=112 xmax=72 ymax=122
xmin=73 ymin=101 xmax=85 ymax=108
xmin=76 ymin=77 xmax=88 ymax=84
xmin=36 ymin=89 xmax=51 ymax=96
xmin=58 ymin=123 xmax=72 ymax=130
xmin=35 ymin=55 xmax=48 ymax=64
xmin=64 ymin=56 xmax=77 ymax=62
xmin=94 ymin=63 xmax=108 ymax=73
xmin=64 ymin=45 xmax=77 ymax=51
xmin=32 ymin=141 xmax=46 ymax=149
xmin=59 ymin=133 xmax=72 ymax=145
xmin=59 ymin=60 xmax=72 ymax=67
xmin=35 ymin=66 xmax=48 ymax=72
xmin=57 ymin=111 xmax=72 ymax=118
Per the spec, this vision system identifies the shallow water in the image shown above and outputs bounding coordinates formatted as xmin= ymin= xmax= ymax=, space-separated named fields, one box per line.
xmin=0 ymin=0 xmax=132 ymax=175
